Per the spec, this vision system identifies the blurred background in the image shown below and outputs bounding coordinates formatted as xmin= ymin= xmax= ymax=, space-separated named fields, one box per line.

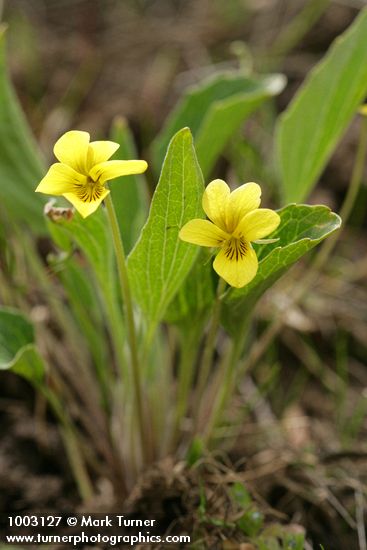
xmin=2 ymin=0 xmax=363 ymax=170
xmin=1 ymin=1 xmax=367 ymax=549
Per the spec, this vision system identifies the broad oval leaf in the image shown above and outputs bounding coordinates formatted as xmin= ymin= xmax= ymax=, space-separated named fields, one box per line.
xmin=128 ymin=127 xmax=204 ymax=327
xmin=152 ymin=71 xmax=285 ymax=178
xmin=276 ymin=8 xmax=367 ymax=202
xmin=0 ymin=26 xmax=45 ymax=233
xmin=221 ymin=204 xmax=341 ymax=336
xmin=0 ymin=307 xmax=45 ymax=384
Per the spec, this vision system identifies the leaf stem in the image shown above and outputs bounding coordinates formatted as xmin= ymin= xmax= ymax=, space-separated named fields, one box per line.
xmin=194 ymin=277 xmax=227 ymax=432
xmin=104 ymin=192 xmax=149 ymax=465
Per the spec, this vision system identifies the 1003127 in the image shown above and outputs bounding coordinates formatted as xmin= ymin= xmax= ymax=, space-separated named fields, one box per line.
xmin=8 ymin=516 xmax=62 ymax=528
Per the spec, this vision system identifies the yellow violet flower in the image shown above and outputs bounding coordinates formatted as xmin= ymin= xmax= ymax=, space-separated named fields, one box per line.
xmin=36 ymin=130 xmax=148 ymax=218
xmin=179 ymin=179 xmax=280 ymax=288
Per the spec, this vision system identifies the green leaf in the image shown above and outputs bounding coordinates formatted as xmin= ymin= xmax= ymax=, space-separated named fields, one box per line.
xmin=196 ymin=74 xmax=285 ymax=177
xmin=222 ymin=204 xmax=341 ymax=336
xmin=47 ymin=207 xmax=126 ymax=375
xmin=186 ymin=437 xmax=205 ymax=467
xmin=164 ymin=249 xmax=216 ymax=324
xmin=54 ymin=257 xmax=110 ymax=377
xmin=283 ymin=533 xmax=305 ymax=550
xmin=257 ymin=536 xmax=281 ymax=550
xmin=46 ymin=206 xmax=121 ymax=329
xmin=0 ymin=307 xmax=45 ymax=384
xmin=230 ymin=482 xmax=252 ymax=509
xmin=276 ymin=8 xmax=367 ymax=202
xmin=128 ymin=128 xmax=204 ymax=327
xmin=152 ymin=71 xmax=285 ymax=177
xmin=0 ymin=26 xmax=45 ymax=232
xmin=237 ymin=508 xmax=264 ymax=537
xmin=109 ymin=117 xmax=150 ymax=253
xmin=47 ymin=207 xmax=115 ymax=295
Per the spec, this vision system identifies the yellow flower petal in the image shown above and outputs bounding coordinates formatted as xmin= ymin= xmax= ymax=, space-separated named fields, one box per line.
xmin=179 ymin=219 xmax=229 ymax=247
xmin=63 ymin=188 xmax=110 ymax=218
xmin=53 ymin=130 xmax=90 ymax=174
xmin=89 ymin=160 xmax=148 ymax=184
xmin=35 ymin=163 xmax=87 ymax=195
xmin=213 ymin=242 xmax=258 ymax=288
xmin=202 ymin=179 xmax=230 ymax=231
xmin=226 ymin=182 xmax=261 ymax=232
xmin=87 ymin=140 xmax=120 ymax=168
xmin=236 ymin=209 xmax=280 ymax=242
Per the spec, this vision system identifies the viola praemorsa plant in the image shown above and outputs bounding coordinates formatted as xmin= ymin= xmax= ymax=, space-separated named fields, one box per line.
xmin=32 ymin=125 xmax=340 ymax=471
xmin=3 ymin=8 xmax=367 ymax=506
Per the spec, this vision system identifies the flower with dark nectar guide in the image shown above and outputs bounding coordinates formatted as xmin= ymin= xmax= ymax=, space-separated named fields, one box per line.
xmin=179 ymin=179 xmax=280 ymax=288
xmin=36 ymin=130 xmax=148 ymax=218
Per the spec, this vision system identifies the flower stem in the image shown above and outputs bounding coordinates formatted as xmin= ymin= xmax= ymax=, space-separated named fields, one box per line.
xmin=104 ymin=192 xmax=148 ymax=465
xmin=203 ymin=336 xmax=244 ymax=444
xmin=194 ymin=277 xmax=227 ymax=433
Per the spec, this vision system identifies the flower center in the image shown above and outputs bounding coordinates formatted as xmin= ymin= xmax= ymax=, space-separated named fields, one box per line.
xmin=224 ymin=237 xmax=248 ymax=261
xmin=76 ymin=178 xmax=105 ymax=203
